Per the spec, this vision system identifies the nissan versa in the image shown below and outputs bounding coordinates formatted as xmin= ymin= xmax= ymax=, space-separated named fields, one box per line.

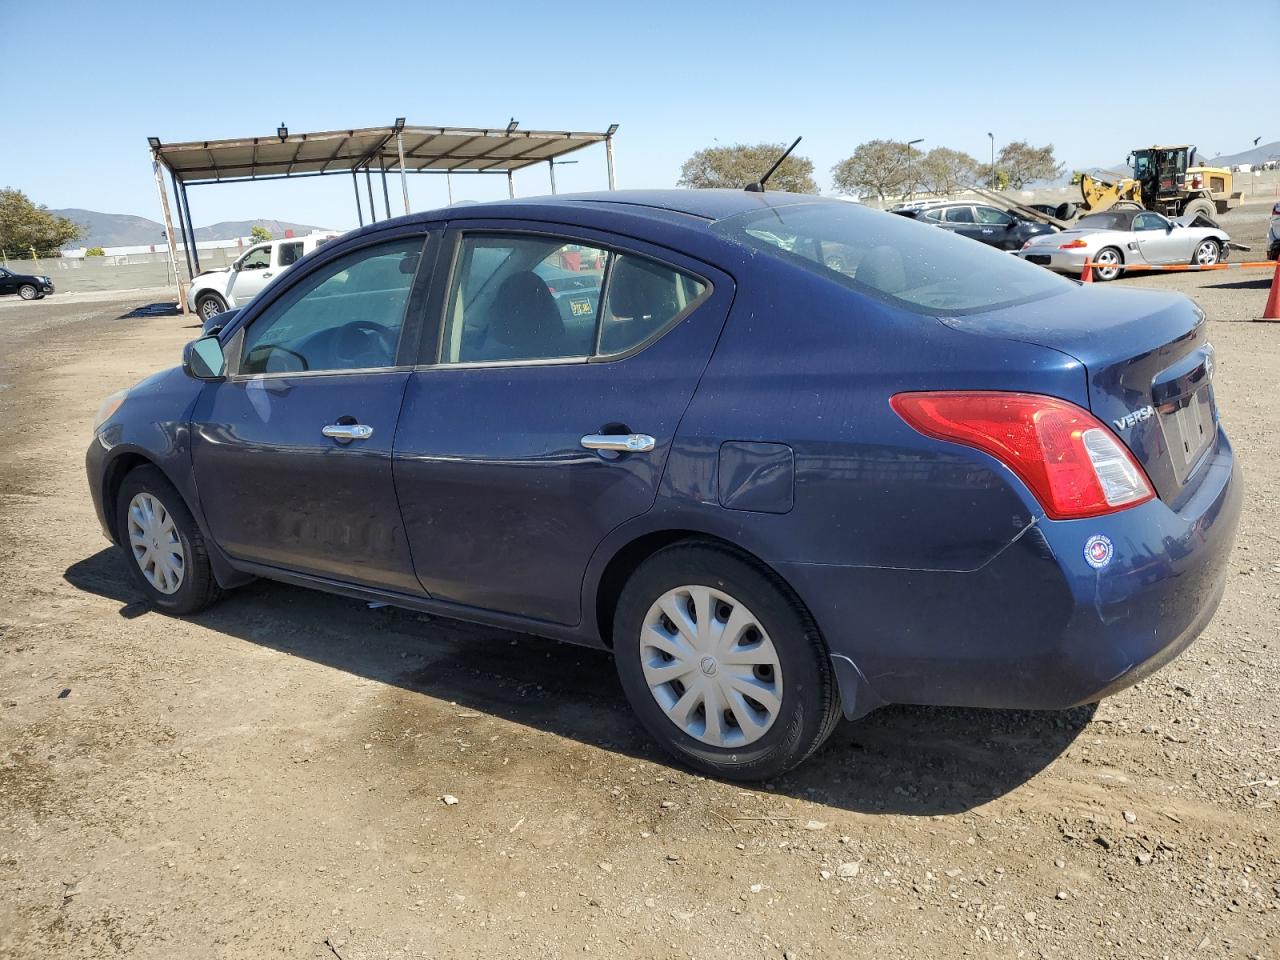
xmin=86 ymin=190 xmax=1242 ymax=780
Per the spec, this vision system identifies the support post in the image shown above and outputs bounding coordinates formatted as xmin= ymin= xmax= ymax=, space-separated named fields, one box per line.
xmin=169 ymin=168 xmax=196 ymax=280
xmin=548 ymin=159 xmax=557 ymax=195
xmin=446 ymin=171 xmax=454 ymax=205
xmin=352 ymin=169 xmax=364 ymax=226
xmin=605 ymin=134 xmax=617 ymax=190
xmin=151 ymin=150 xmax=188 ymax=314
xmin=365 ymin=165 xmax=377 ymax=223
xmin=396 ymin=130 xmax=410 ymax=214
xmin=380 ymin=159 xmax=391 ymax=220
xmin=507 ymin=169 xmax=515 ymax=199
xmin=179 ymin=179 xmax=201 ymax=273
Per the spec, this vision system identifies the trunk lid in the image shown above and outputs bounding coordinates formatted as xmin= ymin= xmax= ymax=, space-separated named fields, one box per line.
xmin=940 ymin=286 xmax=1216 ymax=504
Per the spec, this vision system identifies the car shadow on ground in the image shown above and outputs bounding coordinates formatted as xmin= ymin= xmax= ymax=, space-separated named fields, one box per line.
xmin=1203 ymin=277 xmax=1273 ymax=290
xmin=65 ymin=547 xmax=1093 ymax=816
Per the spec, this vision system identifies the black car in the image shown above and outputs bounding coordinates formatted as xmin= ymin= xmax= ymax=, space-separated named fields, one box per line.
xmin=0 ymin=266 xmax=55 ymax=300
xmin=892 ymin=201 xmax=1056 ymax=251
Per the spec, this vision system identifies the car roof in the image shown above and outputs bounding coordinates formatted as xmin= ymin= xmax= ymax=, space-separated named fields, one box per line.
xmin=440 ymin=189 xmax=838 ymax=224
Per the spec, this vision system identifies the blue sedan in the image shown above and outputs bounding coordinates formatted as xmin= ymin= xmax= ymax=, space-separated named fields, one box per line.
xmin=86 ymin=190 xmax=1242 ymax=780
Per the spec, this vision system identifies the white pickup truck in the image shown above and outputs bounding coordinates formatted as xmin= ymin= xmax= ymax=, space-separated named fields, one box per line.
xmin=187 ymin=232 xmax=339 ymax=322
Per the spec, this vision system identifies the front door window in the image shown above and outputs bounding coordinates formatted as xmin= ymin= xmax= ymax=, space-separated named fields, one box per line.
xmin=239 ymin=238 xmax=422 ymax=375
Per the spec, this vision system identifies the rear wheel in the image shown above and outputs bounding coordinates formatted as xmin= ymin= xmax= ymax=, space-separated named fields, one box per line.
xmin=613 ymin=542 xmax=842 ymax=780
xmin=18 ymin=284 xmax=38 ymax=300
xmin=197 ymin=293 xmax=228 ymax=323
xmin=1092 ymin=246 xmax=1124 ymax=281
xmin=1192 ymin=238 xmax=1221 ymax=266
xmin=115 ymin=465 xmax=223 ymax=615
xmin=1183 ymin=200 xmax=1214 ymax=223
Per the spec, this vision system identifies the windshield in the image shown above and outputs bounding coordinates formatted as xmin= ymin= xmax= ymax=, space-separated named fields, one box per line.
xmin=1076 ymin=212 xmax=1129 ymax=230
xmin=711 ymin=202 xmax=1071 ymax=315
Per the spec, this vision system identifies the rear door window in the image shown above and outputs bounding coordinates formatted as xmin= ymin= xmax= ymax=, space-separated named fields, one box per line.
xmin=277 ymin=241 xmax=305 ymax=266
xmin=438 ymin=234 xmax=707 ymax=363
xmin=943 ymin=206 xmax=976 ymax=223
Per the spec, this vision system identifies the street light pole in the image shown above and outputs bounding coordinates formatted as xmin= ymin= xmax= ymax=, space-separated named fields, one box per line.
xmin=905 ymin=138 xmax=923 ymax=200
xmin=988 ymin=132 xmax=995 ymax=189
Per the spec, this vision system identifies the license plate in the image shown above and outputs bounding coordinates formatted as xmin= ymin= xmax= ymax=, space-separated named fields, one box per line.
xmin=1160 ymin=385 xmax=1215 ymax=483
xmin=569 ymin=297 xmax=592 ymax=317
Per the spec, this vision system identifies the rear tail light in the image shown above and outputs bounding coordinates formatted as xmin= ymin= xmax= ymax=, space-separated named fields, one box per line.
xmin=1059 ymin=239 xmax=1088 ymax=249
xmin=890 ymin=391 xmax=1154 ymax=520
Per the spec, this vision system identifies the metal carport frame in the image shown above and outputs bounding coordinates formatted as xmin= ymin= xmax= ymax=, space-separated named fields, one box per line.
xmin=148 ymin=119 xmax=619 ymax=312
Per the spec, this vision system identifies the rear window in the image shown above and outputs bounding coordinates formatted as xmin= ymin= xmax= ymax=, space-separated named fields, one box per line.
xmin=711 ymin=202 xmax=1071 ymax=315
xmin=1076 ymin=212 xmax=1129 ymax=230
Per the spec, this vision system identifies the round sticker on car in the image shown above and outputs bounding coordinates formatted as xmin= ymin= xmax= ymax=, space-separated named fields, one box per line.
xmin=1084 ymin=534 xmax=1114 ymax=569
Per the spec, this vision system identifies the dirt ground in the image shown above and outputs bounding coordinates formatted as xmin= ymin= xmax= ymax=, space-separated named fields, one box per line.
xmin=2 ymin=206 xmax=1278 ymax=960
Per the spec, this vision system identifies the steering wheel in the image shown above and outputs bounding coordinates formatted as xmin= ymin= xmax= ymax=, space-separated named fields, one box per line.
xmin=332 ymin=320 xmax=394 ymax=368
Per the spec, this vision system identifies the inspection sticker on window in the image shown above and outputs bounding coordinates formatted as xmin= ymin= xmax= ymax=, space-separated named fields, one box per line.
xmin=569 ymin=298 xmax=593 ymax=317
xmin=1084 ymin=534 xmax=1114 ymax=570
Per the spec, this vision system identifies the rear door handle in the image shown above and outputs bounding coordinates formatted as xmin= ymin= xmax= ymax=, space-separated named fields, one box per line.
xmin=581 ymin=433 xmax=655 ymax=453
xmin=322 ymin=423 xmax=374 ymax=440
xmin=263 ymin=272 xmax=273 ymax=279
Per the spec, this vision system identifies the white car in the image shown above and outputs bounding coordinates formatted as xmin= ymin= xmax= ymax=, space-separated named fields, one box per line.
xmin=187 ymin=232 xmax=339 ymax=322
xmin=1267 ymin=201 xmax=1279 ymax=261
xmin=1016 ymin=208 xmax=1230 ymax=281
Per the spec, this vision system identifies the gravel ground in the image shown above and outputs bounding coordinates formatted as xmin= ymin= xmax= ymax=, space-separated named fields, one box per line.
xmin=1 ymin=208 xmax=1278 ymax=959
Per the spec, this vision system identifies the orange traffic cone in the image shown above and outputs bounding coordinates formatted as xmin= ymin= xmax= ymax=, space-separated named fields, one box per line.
xmin=1081 ymin=258 xmax=1093 ymax=283
xmin=1263 ymin=260 xmax=1280 ymax=321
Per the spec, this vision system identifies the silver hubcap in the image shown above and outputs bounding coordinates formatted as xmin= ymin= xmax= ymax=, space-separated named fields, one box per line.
xmin=1095 ymin=251 xmax=1120 ymax=278
xmin=19 ymin=286 xmax=35 ymax=299
xmin=127 ymin=493 xmax=185 ymax=595
xmin=1195 ymin=241 xmax=1219 ymax=265
xmin=640 ymin=585 xmax=783 ymax=748
xmin=201 ymin=300 xmax=219 ymax=320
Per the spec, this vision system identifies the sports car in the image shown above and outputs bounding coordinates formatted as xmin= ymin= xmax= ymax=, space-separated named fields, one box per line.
xmin=1017 ymin=208 xmax=1231 ymax=281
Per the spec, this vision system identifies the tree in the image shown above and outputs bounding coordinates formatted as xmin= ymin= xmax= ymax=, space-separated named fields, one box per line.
xmin=989 ymin=141 xmax=1063 ymax=189
xmin=678 ymin=143 xmax=818 ymax=194
xmin=85 ymin=247 xmax=105 ymax=257
xmin=830 ymin=140 xmax=913 ymax=201
xmin=916 ymin=147 xmax=979 ymax=197
xmin=249 ymin=225 xmax=272 ymax=244
xmin=0 ymin=188 xmax=83 ymax=256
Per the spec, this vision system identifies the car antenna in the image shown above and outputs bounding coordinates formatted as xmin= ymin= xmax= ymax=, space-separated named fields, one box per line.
xmin=745 ymin=137 xmax=802 ymax=193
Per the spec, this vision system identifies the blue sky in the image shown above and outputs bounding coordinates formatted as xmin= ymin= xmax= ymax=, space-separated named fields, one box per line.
xmin=4 ymin=0 xmax=1276 ymax=231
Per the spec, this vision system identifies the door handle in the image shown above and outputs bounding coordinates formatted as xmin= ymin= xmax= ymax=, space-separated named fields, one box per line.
xmin=263 ymin=272 xmax=273 ymax=279
xmin=322 ymin=423 xmax=374 ymax=440
xmin=581 ymin=433 xmax=655 ymax=453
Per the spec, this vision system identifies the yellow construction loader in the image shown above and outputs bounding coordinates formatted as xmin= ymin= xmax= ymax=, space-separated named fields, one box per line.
xmin=1079 ymin=145 xmax=1243 ymax=220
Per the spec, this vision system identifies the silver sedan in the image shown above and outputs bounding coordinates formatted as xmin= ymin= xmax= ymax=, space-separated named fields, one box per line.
xmin=1016 ymin=208 xmax=1231 ymax=281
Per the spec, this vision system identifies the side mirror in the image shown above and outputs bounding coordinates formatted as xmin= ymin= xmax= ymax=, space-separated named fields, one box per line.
xmin=183 ymin=335 xmax=227 ymax=380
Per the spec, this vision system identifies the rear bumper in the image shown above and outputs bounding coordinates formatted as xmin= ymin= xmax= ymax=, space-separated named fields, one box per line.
xmin=778 ymin=430 xmax=1242 ymax=717
xmin=1017 ymin=249 xmax=1089 ymax=275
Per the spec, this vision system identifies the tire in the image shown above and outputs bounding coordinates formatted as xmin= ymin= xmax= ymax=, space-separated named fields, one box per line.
xmin=18 ymin=284 xmax=38 ymax=300
xmin=1092 ymin=246 xmax=1124 ymax=282
xmin=612 ymin=542 xmax=842 ymax=781
xmin=1192 ymin=238 xmax=1221 ymax=267
xmin=1183 ymin=200 xmax=1214 ymax=223
xmin=1055 ymin=202 xmax=1077 ymax=220
xmin=196 ymin=293 xmax=228 ymax=324
xmin=114 ymin=465 xmax=223 ymax=615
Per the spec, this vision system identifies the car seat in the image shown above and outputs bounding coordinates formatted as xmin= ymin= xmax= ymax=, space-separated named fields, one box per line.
xmin=483 ymin=271 xmax=566 ymax=359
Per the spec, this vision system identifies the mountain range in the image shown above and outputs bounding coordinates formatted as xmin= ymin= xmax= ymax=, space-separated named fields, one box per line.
xmin=52 ymin=208 xmax=330 ymax=249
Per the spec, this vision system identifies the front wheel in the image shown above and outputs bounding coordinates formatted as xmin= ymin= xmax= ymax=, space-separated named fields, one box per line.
xmin=1092 ymin=247 xmax=1124 ymax=282
xmin=115 ymin=465 xmax=223 ymax=615
xmin=197 ymin=293 xmax=228 ymax=324
xmin=613 ymin=542 xmax=842 ymax=780
xmin=18 ymin=284 xmax=38 ymax=300
xmin=1192 ymin=238 xmax=1221 ymax=266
